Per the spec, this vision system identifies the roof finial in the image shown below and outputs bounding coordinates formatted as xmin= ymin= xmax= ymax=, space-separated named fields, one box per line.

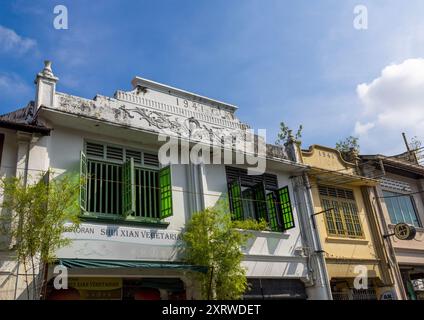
xmin=34 ymin=60 xmax=58 ymax=108
xmin=41 ymin=60 xmax=55 ymax=78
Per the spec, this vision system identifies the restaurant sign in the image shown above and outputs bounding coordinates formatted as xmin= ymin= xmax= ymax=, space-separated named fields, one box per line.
xmin=57 ymin=223 xmax=183 ymax=261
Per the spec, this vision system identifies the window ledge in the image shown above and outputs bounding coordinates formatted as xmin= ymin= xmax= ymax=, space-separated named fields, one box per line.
xmin=80 ymin=214 xmax=170 ymax=228
xmin=237 ymin=229 xmax=291 ymax=239
xmin=325 ymin=236 xmax=369 ymax=245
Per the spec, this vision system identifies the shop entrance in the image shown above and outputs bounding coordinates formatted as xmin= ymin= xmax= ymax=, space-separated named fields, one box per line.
xmin=45 ymin=277 xmax=186 ymax=300
xmin=122 ymin=278 xmax=186 ymax=300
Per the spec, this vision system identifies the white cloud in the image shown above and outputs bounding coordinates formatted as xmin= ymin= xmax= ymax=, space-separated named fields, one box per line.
xmin=0 ymin=25 xmax=36 ymax=54
xmin=354 ymin=121 xmax=374 ymax=135
xmin=355 ymin=58 xmax=424 ymax=155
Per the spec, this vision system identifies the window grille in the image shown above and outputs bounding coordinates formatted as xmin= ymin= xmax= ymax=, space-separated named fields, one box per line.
xmin=80 ymin=142 xmax=171 ymax=222
xmin=227 ymin=167 xmax=295 ymax=232
xmin=383 ymin=190 xmax=421 ymax=227
xmin=319 ymin=185 xmax=363 ymax=238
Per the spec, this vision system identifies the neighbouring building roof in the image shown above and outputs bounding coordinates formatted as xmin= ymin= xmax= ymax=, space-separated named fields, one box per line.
xmin=0 ymin=101 xmax=51 ymax=135
xmin=361 ymin=154 xmax=424 ymax=179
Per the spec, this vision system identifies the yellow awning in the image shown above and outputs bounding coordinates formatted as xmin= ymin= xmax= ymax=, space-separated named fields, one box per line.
xmin=326 ymin=259 xmax=382 ymax=280
xmin=308 ymin=167 xmax=378 ymax=187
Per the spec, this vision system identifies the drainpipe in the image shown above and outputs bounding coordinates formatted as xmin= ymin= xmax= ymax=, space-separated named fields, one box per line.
xmin=285 ymin=133 xmax=332 ymax=300
xmin=302 ymin=172 xmax=333 ymax=300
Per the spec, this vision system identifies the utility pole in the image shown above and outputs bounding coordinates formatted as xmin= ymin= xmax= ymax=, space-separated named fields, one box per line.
xmin=402 ymin=132 xmax=418 ymax=163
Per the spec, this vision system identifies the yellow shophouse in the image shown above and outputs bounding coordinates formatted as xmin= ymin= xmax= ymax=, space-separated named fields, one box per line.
xmin=300 ymin=145 xmax=396 ymax=300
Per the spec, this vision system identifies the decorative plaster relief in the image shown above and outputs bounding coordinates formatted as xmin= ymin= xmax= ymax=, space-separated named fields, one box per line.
xmin=54 ymin=92 xmax=288 ymax=160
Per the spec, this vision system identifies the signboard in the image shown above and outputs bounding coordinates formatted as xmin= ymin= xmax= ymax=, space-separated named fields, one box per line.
xmin=68 ymin=277 xmax=122 ymax=300
xmin=62 ymin=223 xmax=182 ymax=245
xmin=68 ymin=277 xmax=122 ymax=291
xmin=394 ymin=223 xmax=416 ymax=241
xmin=380 ymin=291 xmax=395 ymax=300
xmin=56 ymin=223 xmax=183 ymax=262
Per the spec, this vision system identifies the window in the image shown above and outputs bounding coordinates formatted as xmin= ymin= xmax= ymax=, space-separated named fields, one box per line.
xmin=226 ymin=166 xmax=295 ymax=232
xmin=80 ymin=142 xmax=172 ymax=223
xmin=318 ymin=185 xmax=363 ymax=238
xmin=383 ymin=191 xmax=421 ymax=227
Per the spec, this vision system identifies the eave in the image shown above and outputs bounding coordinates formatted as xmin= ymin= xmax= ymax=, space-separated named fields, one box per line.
xmin=0 ymin=118 xmax=51 ymax=135
xmin=307 ymin=166 xmax=378 ymax=187
xmin=361 ymin=155 xmax=424 ymax=179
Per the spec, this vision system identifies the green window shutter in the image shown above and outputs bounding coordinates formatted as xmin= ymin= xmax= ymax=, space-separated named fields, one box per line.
xmin=267 ymin=192 xmax=279 ymax=231
xmin=228 ymin=178 xmax=244 ymax=221
xmin=122 ymin=157 xmax=136 ymax=216
xmin=253 ymin=182 xmax=268 ymax=222
xmin=277 ymin=186 xmax=295 ymax=230
xmin=80 ymin=151 xmax=87 ymax=212
xmin=159 ymin=165 xmax=173 ymax=219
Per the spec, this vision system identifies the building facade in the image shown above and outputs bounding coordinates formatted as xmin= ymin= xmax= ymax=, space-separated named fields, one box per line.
xmin=0 ymin=61 xmax=330 ymax=300
xmin=361 ymin=153 xmax=424 ymax=300
xmin=299 ymin=145 xmax=396 ymax=300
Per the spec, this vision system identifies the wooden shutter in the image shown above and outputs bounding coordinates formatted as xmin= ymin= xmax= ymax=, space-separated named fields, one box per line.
xmin=79 ymin=151 xmax=88 ymax=212
xmin=123 ymin=157 xmax=136 ymax=216
xmin=159 ymin=166 xmax=173 ymax=219
xmin=277 ymin=186 xmax=295 ymax=230
xmin=228 ymin=178 xmax=243 ymax=221
xmin=253 ymin=181 xmax=268 ymax=222
xmin=266 ymin=192 xmax=279 ymax=231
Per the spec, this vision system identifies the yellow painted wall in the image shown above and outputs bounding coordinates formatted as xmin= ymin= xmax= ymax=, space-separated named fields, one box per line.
xmin=309 ymin=178 xmax=379 ymax=262
xmin=301 ymin=145 xmax=382 ymax=280
xmin=301 ymin=145 xmax=357 ymax=175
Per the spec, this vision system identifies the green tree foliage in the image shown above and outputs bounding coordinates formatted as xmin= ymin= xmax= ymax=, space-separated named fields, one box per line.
xmin=182 ymin=200 xmax=255 ymax=300
xmin=335 ymin=136 xmax=360 ymax=153
xmin=231 ymin=218 xmax=269 ymax=231
xmin=409 ymin=136 xmax=422 ymax=151
xmin=275 ymin=121 xmax=303 ymax=146
xmin=0 ymin=171 xmax=82 ymax=299
xmin=409 ymin=136 xmax=424 ymax=162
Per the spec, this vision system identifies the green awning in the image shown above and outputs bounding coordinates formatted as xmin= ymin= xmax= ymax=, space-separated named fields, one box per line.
xmin=56 ymin=259 xmax=208 ymax=273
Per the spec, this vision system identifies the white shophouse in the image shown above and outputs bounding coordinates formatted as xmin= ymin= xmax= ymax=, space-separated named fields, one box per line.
xmin=0 ymin=61 xmax=331 ymax=300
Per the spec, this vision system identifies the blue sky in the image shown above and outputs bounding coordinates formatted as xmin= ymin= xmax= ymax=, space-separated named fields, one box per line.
xmin=1 ymin=0 xmax=424 ymax=154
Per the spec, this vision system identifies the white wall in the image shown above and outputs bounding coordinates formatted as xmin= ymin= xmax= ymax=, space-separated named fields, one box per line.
xmin=201 ymin=163 xmax=308 ymax=280
xmin=0 ymin=128 xmax=18 ymax=178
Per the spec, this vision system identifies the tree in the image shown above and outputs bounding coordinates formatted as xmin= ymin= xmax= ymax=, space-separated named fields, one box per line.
xmin=335 ymin=136 xmax=360 ymax=153
xmin=182 ymin=200 xmax=261 ymax=299
xmin=275 ymin=121 xmax=303 ymax=146
xmin=409 ymin=136 xmax=424 ymax=163
xmin=0 ymin=170 xmax=81 ymax=300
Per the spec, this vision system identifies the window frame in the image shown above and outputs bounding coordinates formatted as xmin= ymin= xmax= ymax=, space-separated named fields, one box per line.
xmin=382 ymin=190 xmax=422 ymax=228
xmin=226 ymin=166 xmax=295 ymax=232
xmin=84 ymin=140 xmax=159 ymax=170
xmin=319 ymin=185 xmax=364 ymax=239
xmin=81 ymin=141 xmax=170 ymax=227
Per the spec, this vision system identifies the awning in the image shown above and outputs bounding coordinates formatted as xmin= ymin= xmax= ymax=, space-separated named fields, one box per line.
xmin=326 ymin=259 xmax=381 ymax=280
xmin=56 ymin=259 xmax=208 ymax=273
xmin=308 ymin=167 xmax=378 ymax=187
